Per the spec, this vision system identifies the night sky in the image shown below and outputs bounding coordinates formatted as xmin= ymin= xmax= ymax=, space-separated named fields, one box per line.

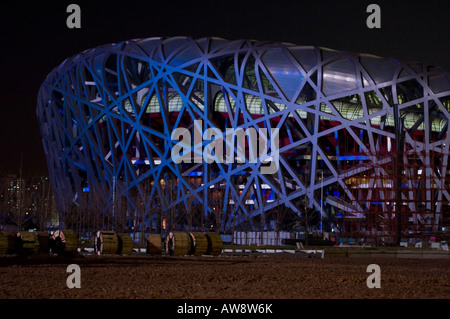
xmin=1 ymin=0 xmax=449 ymax=176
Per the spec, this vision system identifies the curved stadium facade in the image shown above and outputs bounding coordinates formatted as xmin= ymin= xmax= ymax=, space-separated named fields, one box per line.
xmin=37 ymin=36 xmax=450 ymax=244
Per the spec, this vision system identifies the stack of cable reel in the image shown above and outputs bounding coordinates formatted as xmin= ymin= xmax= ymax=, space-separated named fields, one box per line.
xmin=165 ymin=231 xmax=192 ymax=256
xmin=93 ymin=231 xmax=133 ymax=255
xmin=94 ymin=230 xmax=119 ymax=255
xmin=146 ymin=234 xmax=162 ymax=255
xmin=188 ymin=232 xmax=209 ymax=256
xmin=117 ymin=233 xmax=133 ymax=255
xmin=1 ymin=231 xmax=56 ymax=255
xmin=0 ymin=231 xmax=16 ymax=254
xmin=165 ymin=231 xmax=223 ymax=256
xmin=37 ymin=231 xmax=50 ymax=253
xmin=16 ymin=232 xmax=39 ymax=254
xmin=205 ymin=232 xmax=223 ymax=256
xmin=50 ymin=229 xmax=78 ymax=255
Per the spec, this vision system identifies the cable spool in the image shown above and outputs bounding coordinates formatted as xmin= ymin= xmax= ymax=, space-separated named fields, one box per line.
xmin=37 ymin=231 xmax=50 ymax=253
xmin=205 ymin=232 xmax=223 ymax=256
xmin=187 ymin=233 xmax=195 ymax=255
xmin=165 ymin=231 xmax=192 ymax=256
xmin=117 ymin=233 xmax=133 ymax=255
xmin=94 ymin=230 xmax=119 ymax=255
xmin=189 ymin=232 xmax=209 ymax=256
xmin=0 ymin=231 xmax=16 ymax=254
xmin=146 ymin=234 xmax=162 ymax=255
xmin=16 ymin=232 xmax=39 ymax=254
xmin=51 ymin=229 xmax=78 ymax=254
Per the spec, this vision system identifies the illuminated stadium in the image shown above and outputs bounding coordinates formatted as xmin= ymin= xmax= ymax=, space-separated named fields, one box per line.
xmin=36 ymin=36 xmax=450 ymax=245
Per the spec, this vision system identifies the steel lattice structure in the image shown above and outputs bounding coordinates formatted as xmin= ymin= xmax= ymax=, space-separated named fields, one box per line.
xmin=37 ymin=36 xmax=450 ymax=241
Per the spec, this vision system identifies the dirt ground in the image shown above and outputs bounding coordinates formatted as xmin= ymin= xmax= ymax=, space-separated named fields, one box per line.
xmin=0 ymin=252 xmax=449 ymax=300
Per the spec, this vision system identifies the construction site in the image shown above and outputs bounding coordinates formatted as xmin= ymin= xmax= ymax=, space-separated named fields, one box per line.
xmin=0 ymin=229 xmax=449 ymax=299
xmin=32 ymin=37 xmax=450 ymax=251
xmin=3 ymin=36 xmax=450 ymax=300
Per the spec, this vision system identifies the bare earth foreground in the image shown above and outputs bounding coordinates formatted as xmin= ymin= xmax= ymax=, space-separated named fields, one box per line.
xmin=0 ymin=253 xmax=449 ymax=300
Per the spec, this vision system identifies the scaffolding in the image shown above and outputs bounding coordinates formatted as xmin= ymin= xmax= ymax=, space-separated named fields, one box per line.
xmin=335 ymin=139 xmax=448 ymax=246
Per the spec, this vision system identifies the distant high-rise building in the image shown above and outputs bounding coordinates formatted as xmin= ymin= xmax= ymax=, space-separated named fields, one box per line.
xmin=0 ymin=174 xmax=57 ymax=231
